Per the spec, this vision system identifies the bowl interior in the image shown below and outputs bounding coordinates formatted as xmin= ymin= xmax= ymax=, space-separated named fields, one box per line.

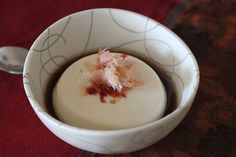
xmin=23 ymin=8 xmax=199 ymax=127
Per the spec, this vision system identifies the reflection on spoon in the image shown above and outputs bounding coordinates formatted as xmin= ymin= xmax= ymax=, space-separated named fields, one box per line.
xmin=0 ymin=46 xmax=28 ymax=74
xmin=0 ymin=46 xmax=96 ymax=157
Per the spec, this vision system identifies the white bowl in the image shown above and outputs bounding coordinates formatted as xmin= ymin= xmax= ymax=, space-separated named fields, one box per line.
xmin=23 ymin=8 xmax=199 ymax=154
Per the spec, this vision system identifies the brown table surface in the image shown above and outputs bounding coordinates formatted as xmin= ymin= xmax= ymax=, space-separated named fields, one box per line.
xmin=101 ymin=0 xmax=236 ymax=156
xmin=1 ymin=0 xmax=236 ymax=157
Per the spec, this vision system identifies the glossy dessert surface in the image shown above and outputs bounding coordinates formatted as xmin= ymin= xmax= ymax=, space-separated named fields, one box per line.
xmin=53 ymin=50 xmax=166 ymax=130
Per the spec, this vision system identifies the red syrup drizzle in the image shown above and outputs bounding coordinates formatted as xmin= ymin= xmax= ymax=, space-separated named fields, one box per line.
xmin=84 ymin=49 xmax=140 ymax=104
xmin=86 ymin=82 xmax=127 ymax=103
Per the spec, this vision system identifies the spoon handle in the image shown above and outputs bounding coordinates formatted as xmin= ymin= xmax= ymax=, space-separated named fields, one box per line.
xmin=77 ymin=150 xmax=96 ymax=157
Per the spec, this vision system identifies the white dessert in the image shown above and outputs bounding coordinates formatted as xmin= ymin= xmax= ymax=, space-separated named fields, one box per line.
xmin=53 ymin=50 xmax=166 ymax=130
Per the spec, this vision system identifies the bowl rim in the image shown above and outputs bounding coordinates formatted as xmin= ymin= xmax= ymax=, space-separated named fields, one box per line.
xmin=23 ymin=8 xmax=200 ymax=135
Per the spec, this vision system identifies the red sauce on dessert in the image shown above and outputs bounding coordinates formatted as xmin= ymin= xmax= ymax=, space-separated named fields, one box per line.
xmin=84 ymin=49 xmax=140 ymax=103
xmin=86 ymin=82 xmax=127 ymax=103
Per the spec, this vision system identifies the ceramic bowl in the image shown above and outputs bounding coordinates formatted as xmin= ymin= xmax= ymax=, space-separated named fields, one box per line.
xmin=23 ymin=8 xmax=200 ymax=154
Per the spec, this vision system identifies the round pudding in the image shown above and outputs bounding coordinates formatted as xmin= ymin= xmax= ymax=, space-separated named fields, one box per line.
xmin=52 ymin=50 xmax=166 ymax=130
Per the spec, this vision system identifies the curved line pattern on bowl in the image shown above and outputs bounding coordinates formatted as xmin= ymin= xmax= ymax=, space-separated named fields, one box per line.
xmin=25 ymin=8 xmax=200 ymax=131
xmin=82 ymin=10 xmax=93 ymax=54
xmin=131 ymin=106 xmax=186 ymax=146
xmin=23 ymin=8 xmax=200 ymax=153
xmin=31 ymin=16 xmax=71 ymax=53
xmin=131 ymin=126 xmax=163 ymax=144
xmin=109 ymin=9 xmax=160 ymax=33
xmin=31 ymin=17 xmax=71 ymax=94
xmin=23 ymin=73 xmax=34 ymax=98
xmin=28 ymin=9 xmax=192 ymax=100
xmin=61 ymin=132 xmax=113 ymax=154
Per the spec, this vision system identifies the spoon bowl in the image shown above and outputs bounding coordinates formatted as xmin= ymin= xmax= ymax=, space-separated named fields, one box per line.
xmin=0 ymin=46 xmax=28 ymax=74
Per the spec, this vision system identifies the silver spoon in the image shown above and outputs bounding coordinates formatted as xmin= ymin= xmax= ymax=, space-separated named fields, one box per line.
xmin=0 ymin=45 xmax=96 ymax=156
xmin=0 ymin=46 xmax=28 ymax=74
